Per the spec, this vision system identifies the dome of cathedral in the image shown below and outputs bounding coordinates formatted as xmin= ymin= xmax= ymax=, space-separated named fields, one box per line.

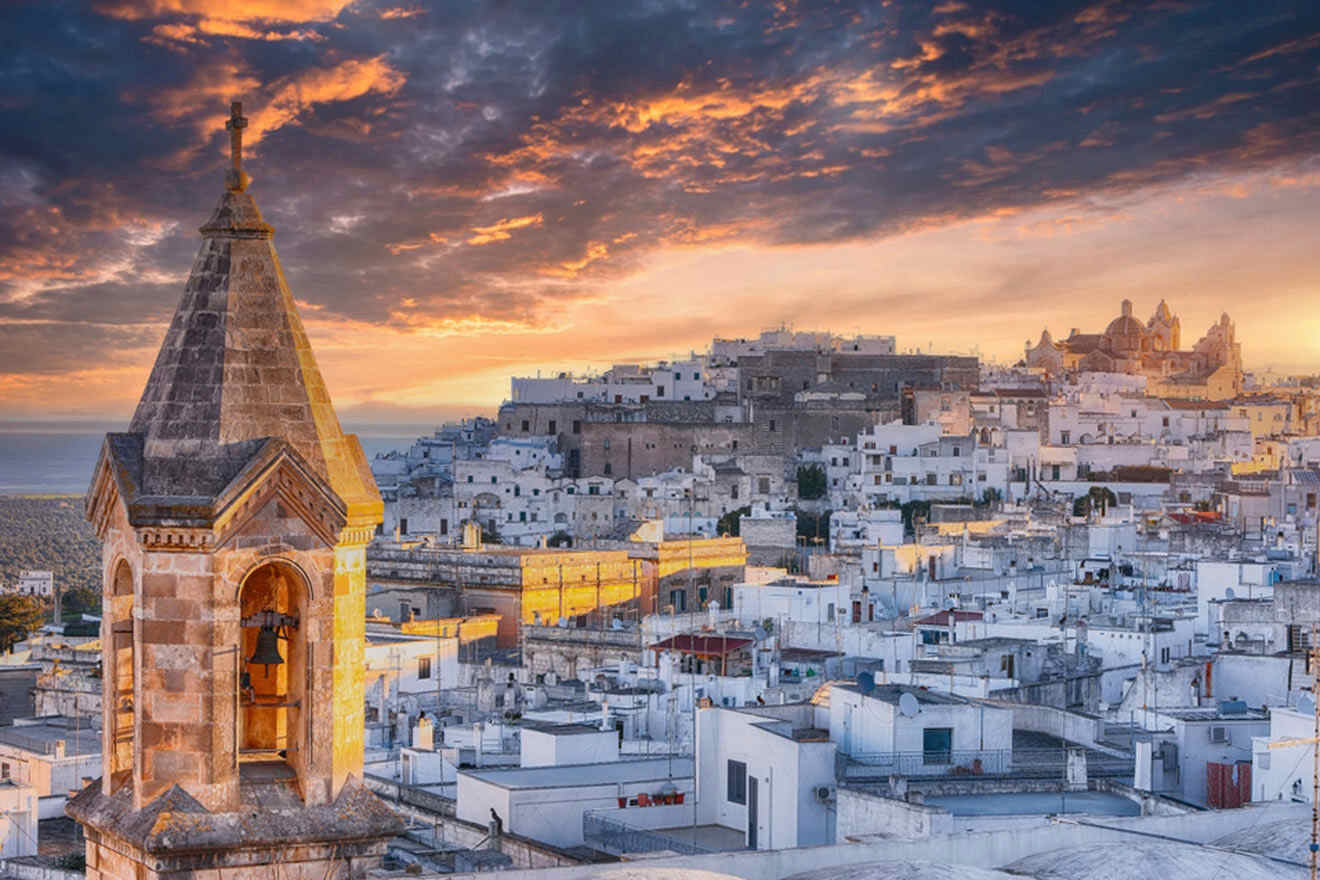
xmin=1102 ymin=314 xmax=1146 ymax=354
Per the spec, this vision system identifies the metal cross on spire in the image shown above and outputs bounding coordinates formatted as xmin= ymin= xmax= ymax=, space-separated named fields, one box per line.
xmin=225 ymin=101 xmax=249 ymax=191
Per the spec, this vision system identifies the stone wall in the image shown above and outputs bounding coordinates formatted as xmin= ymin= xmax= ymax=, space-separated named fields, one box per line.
xmin=835 ymin=787 xmax=953 ymax=841
xmin=739 ymin=517 xmax=797 ymax=566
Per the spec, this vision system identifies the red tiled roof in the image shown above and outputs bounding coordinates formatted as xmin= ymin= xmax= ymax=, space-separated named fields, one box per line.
xmin=650 ymin=634 xmax=754 ymax=656
xmin=913 ymin=610 xmax=984 ymax=627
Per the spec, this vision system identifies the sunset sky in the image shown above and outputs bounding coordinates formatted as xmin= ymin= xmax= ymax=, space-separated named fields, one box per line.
xmin=1 ymin=1 xmax=1318 ymax=426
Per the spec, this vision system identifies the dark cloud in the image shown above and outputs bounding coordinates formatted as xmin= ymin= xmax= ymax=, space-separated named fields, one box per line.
xmin=0 ymin=0 xmax=1317 ymax=377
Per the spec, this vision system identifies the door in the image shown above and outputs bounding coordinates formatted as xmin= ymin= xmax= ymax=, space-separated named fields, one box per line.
xmin=747 ymin=775 xmax=758 ymax=849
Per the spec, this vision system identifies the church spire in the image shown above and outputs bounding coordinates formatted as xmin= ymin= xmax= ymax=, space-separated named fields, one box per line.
xmin=123 ymin=100 xmax=377 ymax=511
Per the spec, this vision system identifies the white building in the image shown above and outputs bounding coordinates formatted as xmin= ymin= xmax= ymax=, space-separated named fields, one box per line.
xmin=0 ymin=717 xmax=100 ymax=813
xmin=855 ymin=423 xmax=1008 ymax=505
xmin=826 ymin=683 xmax=1013 ymax=775
xmin=0 ymin=776 xmax=38 ymax=859
xmin=510 ymin=358 xmax=716 ymax=405
xmin=693 ymin=703 xmax=835 ymax=850
xmin=12 ymin=571 xmax=53 ymax=598
xmin=520 ymin=721 xmax=619 ymax=768
xmin=829 ymin=508 xmax=903 ymax=553
xmin=1147 ymin=704 xmax=1269 ymax=806
xmin=1251 ymin=703 xmax=1315 ymax=803
xmin=732 ymin=579 xmax=850 ymax=630
xmin=363 ymin=629 xmax=460 ymax=734
xmin=456 ymin=757 xmax=695 ymax=848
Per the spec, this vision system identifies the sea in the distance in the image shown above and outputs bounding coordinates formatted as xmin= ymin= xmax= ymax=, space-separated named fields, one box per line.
xmin=0 ymin=422 xmax=422 ymax=496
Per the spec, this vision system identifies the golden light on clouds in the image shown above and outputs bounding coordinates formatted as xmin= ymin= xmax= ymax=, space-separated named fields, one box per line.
xmin=466 ymin=214 xmax=544 ymax=246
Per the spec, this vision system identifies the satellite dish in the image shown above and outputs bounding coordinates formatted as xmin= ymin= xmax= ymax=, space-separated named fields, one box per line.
xmin=898 ymin=692 xmax=920 ymax=718
xmin=857 ymin=672 xmax=875 ymax=695
xmin=1225 ymin=587 xmax=1236 ymax=601
xmin=1299 ymin=695 xmax=1316 ymax=717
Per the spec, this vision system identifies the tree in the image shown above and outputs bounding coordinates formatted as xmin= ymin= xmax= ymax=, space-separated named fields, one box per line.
xmin=900 ymin=500 xmax=931 ymax=536
xmin=796 ymin=510 xmax=831 ymax=542
xmin=717 ymin=506 xmax=751 ymax=537
xmin=546 ymin=530 xmax=573 ymax=548
xmin=796 ymin=464 xmax=827 ymax=500
xmin=0 ymin=594 xmax=46 ymax=653
xmin=63 ymin=586 xmax=100 ymax=617
xmin=1073 ymin=485 xmax=1119 ymax=518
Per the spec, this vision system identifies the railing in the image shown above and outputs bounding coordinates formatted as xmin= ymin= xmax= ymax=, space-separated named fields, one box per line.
xmin=582 ymin=810 xmax=714 ymax=856
xmin=838 ymin=746 xmax=1134 ymax=780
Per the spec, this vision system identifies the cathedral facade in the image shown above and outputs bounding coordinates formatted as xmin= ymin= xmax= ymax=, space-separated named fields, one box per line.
xmin=1025 ymin=299 xmax=1243 ymax=400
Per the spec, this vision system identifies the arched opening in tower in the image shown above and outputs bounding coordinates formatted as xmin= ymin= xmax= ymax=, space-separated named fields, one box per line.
xmin=107 ymin=558 xmax=135 ymax=793
xmin=237 ymin=561 xmax=308 ymax=790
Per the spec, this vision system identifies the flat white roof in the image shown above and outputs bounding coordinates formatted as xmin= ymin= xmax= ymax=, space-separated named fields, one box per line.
xmin=460 ymin=757 xmax=693 ymax=790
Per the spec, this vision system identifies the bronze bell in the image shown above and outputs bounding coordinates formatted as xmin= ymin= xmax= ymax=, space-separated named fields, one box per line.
xmin=248 ymin=625 xmax=284 ymax=673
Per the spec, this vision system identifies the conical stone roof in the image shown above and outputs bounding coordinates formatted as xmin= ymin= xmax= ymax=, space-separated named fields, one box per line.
xmin=116 ymin=104 xmax=377 ymax=514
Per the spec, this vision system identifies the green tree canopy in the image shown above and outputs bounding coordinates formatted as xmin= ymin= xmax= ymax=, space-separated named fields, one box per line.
xmin=0 ymin=594 xmax=47 ymax=652
xmin=796 ymin=464 xmax=827 ymax=500
xmin=62 ymin=586 xmax=100 ymax=617
xmin=717 ymin=506 xmax=751 ymax=537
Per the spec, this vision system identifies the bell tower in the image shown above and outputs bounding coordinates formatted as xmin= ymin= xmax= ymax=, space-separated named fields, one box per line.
xmin=70 ymin=103 xmax=401 ymax=879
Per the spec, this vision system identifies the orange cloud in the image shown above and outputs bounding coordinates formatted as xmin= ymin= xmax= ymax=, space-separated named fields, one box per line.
xmin=540 ymin=241 xmax=609 ymax=278
xmin=467 ymin=214 xmax=544 ymax=246
xmin=379 ymin=6 xmax=425 ymax=19
xmin=95 ymin=0 xmax=351 ymax=23
xmin=145 ymin=55 xmax=405 ymax=165
xmin=246 ymin=55 xmax=406 ymax=146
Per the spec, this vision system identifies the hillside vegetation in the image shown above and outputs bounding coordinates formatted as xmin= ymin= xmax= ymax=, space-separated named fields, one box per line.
xmin=0 ymin=496 xmax=100 ymax=596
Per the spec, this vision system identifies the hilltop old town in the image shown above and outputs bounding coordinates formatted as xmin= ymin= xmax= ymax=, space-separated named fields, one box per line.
xmin=5 ymin=104 xmax=1320 ymax=880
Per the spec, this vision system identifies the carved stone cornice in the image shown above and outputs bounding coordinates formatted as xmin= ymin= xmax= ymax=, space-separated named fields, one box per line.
xmin=136 ymin=528 xmax=216 ymax=552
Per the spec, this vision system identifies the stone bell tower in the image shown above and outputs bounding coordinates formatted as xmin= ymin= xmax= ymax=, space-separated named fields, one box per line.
xmin=70 ymin=103 xmax=401 ymax=878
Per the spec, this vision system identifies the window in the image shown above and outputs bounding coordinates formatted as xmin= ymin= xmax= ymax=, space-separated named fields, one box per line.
xmin=727 ymin=759 xmax=747 ymax=804
xmin=399 ymin=517 xmax=408 ymax=534
xmin=657 ymin=385 xmax=665 ymax=397
xmin=758 ymin=476 xmax=771 ymax=494
xmin=467 ymin=475 xmax=473 ymax=482
xmin=604 ymin=462 xmax=613 ymax=475
xmin=952 ymin=446 xmax=960 ymax=457
xmin=693 ymin=372 xmax=700 ymax=380
xmin=1060 ymin=431 xmax=1070 ymax=444
xmin=521 ymin=419 xmax=530 ymax=432
xmin=572 ymin=420 xmax=582 ymax=434
xmin=922 ymin=727 xmax=953 ymax=764
xmin=418 ymin=657 xmax=432 ymax=680
xmin=769 ymin=419 xmax=777 ymax=432
xmin=1051 ymin=465 xmax=1061 ymax=481
xmin=491 ymin=476 xmax=498 ymax=484
xmin=548 ymin=420 xmax=557 ymax=434
xmin=926 ymin=473 xmax=937 ymax=485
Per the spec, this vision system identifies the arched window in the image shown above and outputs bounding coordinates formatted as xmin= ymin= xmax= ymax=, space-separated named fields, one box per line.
xmin=107 ymin=559 xmax=135 ymax=793
xmin=238 ymin=561 xmax=310 ymax=792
